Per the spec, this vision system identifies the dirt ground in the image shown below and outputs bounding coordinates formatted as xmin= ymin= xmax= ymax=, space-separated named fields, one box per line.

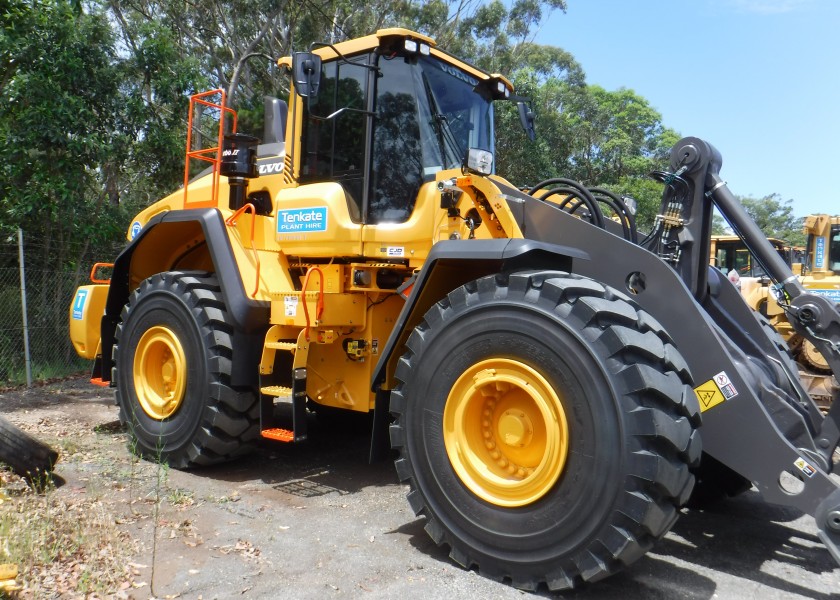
xmin=1 ymin=377 xmax=839 ymax=600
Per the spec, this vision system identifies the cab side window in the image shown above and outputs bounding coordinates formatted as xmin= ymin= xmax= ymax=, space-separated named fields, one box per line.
xmin=830 ymin=225 xmax=840 ymax=271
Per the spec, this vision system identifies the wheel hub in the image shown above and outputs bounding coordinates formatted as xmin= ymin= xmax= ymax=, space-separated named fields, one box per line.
xmin=133 ymin=326 xmax=187 ymax=420
xmin=497 ymin=409 xmax=532 ymax=448
xmin=444 ymin=358 xmax=569 ymax=507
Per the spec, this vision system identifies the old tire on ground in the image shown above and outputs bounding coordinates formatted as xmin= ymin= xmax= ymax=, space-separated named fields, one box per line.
xmin=390 ymin=271 xmax=701 ymax=590
xmin=113 ymin=271 xmax=259 ymax=468
xmin=0 ymin=414 xmax=59 ymax=483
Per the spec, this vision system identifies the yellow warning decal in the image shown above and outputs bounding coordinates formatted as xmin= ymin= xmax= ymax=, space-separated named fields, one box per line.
xmin=695 ymin=379 xmax=726 ymax=412
xmin=694 ymin=371 xmax=739 ymax=413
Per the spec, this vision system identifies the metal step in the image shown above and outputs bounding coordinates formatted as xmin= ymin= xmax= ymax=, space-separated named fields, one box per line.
xmin=266 ymin=341 xmax=297 ymax=352
xmin=260 ymin=428 xmax=295 ymax=442
xmin=259 ymin=371 xmax=308 ymax=443
xmin=261 ymin=385 xmax=293 ymax=398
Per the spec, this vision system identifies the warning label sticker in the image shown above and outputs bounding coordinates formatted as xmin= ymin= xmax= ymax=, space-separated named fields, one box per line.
xmin=694 ymin=371 xmax=739 ymax=413
xmin=794 ymin=457 xmax=817 ymax=478
xmin=713 ymin=371 xmax=739 ymax=400
xmin=695 ymin=380 xmax=725 ymax=412
xmin=284 ymin=295 xmax=298 ymax=317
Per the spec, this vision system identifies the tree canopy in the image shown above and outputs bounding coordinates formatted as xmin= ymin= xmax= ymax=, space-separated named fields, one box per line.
xmin=0 ymin=0 xmax=801 ymax=269
xmin=738 ymin=194 xmax=805 ymax=246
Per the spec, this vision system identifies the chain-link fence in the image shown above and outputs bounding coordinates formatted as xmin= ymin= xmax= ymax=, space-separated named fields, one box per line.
xmin=0 ymin=231 xmax=91 ymax=387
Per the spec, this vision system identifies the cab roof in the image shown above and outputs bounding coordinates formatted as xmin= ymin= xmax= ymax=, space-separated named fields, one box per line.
xmin=277 ymin=28 xmax=513 ymax=92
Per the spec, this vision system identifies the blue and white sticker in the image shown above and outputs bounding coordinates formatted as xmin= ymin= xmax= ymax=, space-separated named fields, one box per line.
xmin=129 ymin=221 xmax=143 ymax=240
xmin=815 ymin=236 xmax=825 ymax=269
xmin=808 ymin=288 xmax=840 ymax=304
xmin=284 ymin=295 xmax=298 ymax=317
xmin=277 ymin=207 xmax=328 ymax=233
xmin=72 ymin=289 xmax=89 ymax=320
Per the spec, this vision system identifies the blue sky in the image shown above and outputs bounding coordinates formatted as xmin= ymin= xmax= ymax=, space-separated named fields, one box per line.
xmin=536 ymin=0 xmax=840 ymax=218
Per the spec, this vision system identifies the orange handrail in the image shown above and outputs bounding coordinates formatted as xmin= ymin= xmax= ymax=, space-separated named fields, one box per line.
xmin=89 ymin=262 xmax=114 ymax=284
xmin=183 ymin=89 xmax=238 ymax=209
xmin=301 ymin=267 xmax=325 ymax=341
xmin=224 ymin=203 xmax=260 ymax=298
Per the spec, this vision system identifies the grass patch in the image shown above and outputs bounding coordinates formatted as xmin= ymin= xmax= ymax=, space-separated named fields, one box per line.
xmin=0 ymin=467 xmax=140 ymax=598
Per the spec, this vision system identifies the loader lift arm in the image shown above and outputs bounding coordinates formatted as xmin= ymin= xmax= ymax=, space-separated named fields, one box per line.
xmin=667 ymin=137 xmax=840 ymax=563
xmin=684 ymin=139 xmax=840 ymax=468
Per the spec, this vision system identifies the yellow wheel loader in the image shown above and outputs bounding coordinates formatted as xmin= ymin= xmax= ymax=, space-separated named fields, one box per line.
xmin=68 ymin=29 xmax=840 ymax=591
xmin=795 ymin=215 xmax=840 ymax=378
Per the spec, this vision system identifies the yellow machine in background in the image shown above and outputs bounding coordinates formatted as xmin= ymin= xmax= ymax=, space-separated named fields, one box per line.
xmin=711 ymin=216 xmax=840 ymax=407
xmin=710 ymin=234 xmax=799 ymax=277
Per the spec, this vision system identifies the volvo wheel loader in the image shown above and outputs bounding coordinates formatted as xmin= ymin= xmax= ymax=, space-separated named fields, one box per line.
xmin=68 ymin=29 xmax=840 ymax=591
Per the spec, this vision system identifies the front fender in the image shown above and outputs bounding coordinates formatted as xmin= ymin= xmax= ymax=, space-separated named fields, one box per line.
xmin=371 ymin=238 xmax=589 ymax=391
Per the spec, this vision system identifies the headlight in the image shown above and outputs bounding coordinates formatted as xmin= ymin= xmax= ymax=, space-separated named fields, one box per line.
xmin=621 ymin=195 xmax=637 ymax=216
xmin=465 ymin=148 xmax=493 ymax=175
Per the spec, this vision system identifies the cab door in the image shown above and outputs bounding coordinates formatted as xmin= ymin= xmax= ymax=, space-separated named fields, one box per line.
xmin=277 ymin=54 xmax=373 ymax=257
xmin=361 ymin=56 xmax=438 ymax=264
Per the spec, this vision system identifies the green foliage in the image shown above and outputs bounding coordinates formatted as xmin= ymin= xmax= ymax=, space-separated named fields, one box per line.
xmin=0 ymin=0 xmax=136 ymax=305
xmin=711 ymin=213 xmax=728 ymax=235
xmin=1 ymin=2 xmax=117 ymax=225
xmin=2 ymin=0 xmax=800 ymax=297
xmin=737 ymin=193 xmax=805 ymax=246
xmin=603 ymin=176 xmax=667 ymax=233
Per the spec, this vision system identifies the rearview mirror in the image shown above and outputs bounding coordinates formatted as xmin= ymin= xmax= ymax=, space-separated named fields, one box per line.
xmin=292 ymin=52 xmax=322 ymax=99
xmin=517 ymin=101 xmax=536 ymax=141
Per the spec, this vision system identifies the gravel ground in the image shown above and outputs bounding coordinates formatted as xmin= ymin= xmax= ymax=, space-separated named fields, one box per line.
xmin=1 ymin=378 xmax=839 ymax=599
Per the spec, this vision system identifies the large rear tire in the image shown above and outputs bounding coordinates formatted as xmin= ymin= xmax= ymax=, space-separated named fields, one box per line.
xmin=389 ymin=271 xmax=701 ymax=590
xmin=113 ymin=271 xmax=259 ymax=468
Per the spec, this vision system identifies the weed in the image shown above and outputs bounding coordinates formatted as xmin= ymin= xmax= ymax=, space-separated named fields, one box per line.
xmin=56 ymin=437 xmax=82 ymax=456
xmin=0 ymin=466 xmax=138 ymax=596
xmin=167 ymin=487 xmax=195 ymax=507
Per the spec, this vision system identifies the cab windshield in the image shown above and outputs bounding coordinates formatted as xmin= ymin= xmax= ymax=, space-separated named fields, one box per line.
xmin=299 ymin=51 xmax=496 ymax=224
xmin=369 ymin=54 xmax=494 ymax=221
xmin=830 ymin=225 xmax=840 ymax=271
xmin=415 ymin=55 xmax=495 ymax=170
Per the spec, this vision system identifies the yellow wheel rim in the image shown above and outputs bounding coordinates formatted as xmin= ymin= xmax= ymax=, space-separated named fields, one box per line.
xmin=443 ymin=358 xmax=569 ymax=507
xmin=133 ymin=326 xmax=187 ymax=420
xmin=801 ymin=339 xmax=829 ymax=371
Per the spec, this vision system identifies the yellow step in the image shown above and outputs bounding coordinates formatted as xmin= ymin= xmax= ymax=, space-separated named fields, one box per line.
xmin=261 ymin=386 xmax=293 ymax=398
xmin=266 ymin=341 xmax=297 ymax=352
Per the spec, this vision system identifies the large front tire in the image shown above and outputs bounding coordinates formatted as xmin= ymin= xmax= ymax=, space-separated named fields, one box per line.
xmin=113 ymin=271 xmax=259 ymax=468
xmin=390 ymin=271 xmax=701 ymax=590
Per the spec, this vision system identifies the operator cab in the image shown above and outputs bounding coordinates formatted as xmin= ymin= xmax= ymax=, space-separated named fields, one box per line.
xmin=297 ymin=39 xmax=496 ymax=224
xmin=710 ymin=235 xmax=791 ymax=278
xmin=273 ymin=30 xmax=519 ymax=263
xmin=804 ymin=222 xmax=840 ymax=274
